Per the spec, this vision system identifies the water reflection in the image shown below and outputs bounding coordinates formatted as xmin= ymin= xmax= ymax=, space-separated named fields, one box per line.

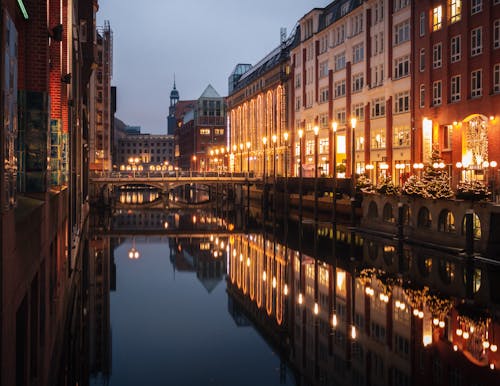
xmin=85 ymin=207 xmax=500 ymax=386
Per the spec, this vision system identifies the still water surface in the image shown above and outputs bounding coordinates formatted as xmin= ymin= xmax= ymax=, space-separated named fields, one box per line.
xmin=91 ymin=237 xmax=295 ymax=386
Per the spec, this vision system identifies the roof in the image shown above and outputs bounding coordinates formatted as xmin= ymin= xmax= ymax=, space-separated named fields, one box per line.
xmin=199 ymin=84 xmax=221 ymax=99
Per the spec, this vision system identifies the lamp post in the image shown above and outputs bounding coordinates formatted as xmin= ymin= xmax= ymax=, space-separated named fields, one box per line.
xmin=192 ymin=155 xmax=197 ymax=174
xmin=298 ymin=129 xmax=304 ymax=224
xmin=284 ymin=132 xmax=289 ymax=219
xmin=332 ymin=121 xmax=338 ymax=229
xmin=490 ymin=160 xmax=498 ymax=202
xmin=313 ymin=125 xmax=319 ymax=223
xmin=246 ymin=141 xmax=251 ymax=176
xmin=350 ymin=118 xmax=357 ymax=227
xmin=272 ymin=134 xmax=277 ymax=221
xmin=128 ymin=156 xmax=141 ymax=178
xmin=262 ymin=137 xmax=267 ymax=182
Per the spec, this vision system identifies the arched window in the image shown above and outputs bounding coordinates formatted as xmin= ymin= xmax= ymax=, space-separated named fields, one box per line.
xmin=463 ymin=267 xmax=482 ymax=294
xmin=383 ymin=203 xmax=394 ymax=223
xmin=368 ymin=201 xmax=378 ymax=218
xmin=461 ymin=213 xmax=482 ymax=240
xmin=438 ymin=210 xmax=456 ymax=233
xmin=417 ymin=207 xmax=432 ymax=228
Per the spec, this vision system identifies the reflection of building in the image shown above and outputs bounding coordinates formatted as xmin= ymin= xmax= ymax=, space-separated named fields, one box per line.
xmin=226 ymin=229 xmax=500 ymax=386
xmin=88 ymin=236 xmax=114 ymax=383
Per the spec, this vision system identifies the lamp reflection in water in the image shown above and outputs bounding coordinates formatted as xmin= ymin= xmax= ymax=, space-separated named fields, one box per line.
xmin=128 ymin=238 xmax=140 ymax=259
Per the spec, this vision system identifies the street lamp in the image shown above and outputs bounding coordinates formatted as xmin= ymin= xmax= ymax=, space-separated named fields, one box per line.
xmin=313 ymin=125 xmax=319 ymax=223
xmin=284 ymin=132 xmax=289 ymax=218
xmin=239 ymin=143 xmax=244 ymax=173
xmin=262 ymin=136 xmax=267 ymax=182
xmin=298 ymin=129 xmax=304 ymax=223
xmin=246 ymin=141 xmax=251 ymax=176
xmin=192 ymin=155 xmax=197 ymax=173
xmin=350 ymin=117 xmax=357 ymax=194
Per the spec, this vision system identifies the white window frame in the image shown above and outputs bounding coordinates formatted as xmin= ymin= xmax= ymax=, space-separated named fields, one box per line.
xmin=394 ymin=91 xmax=410 ymax=113
xmin=371 ymin=97 xmax=386 ymax=118
xmin=471 ymin=27 xmax=482 ymax=56
xmin=420 ymin=12 xmax=426 ymax=37
xmin=433 ymin=43 xmax=442 ymax=69
xmin=450 ymin=35 xmax=461 ymax=63
xmin=471 ymin=0 xmax=482 ymax=15
xmin=419 ymin=49 xmax=425 ymax=72
xmin=450 ymin=75 xmax=461 ymax=102
xmin=471 ymin=69 xmax=482 ymax=98
xmin=352 ymin=43 xmax=364 ymax=64
xmin=432 ymin=6 xmax=443 ymax=31
xmin=449 ymin=0 xmax=462 ymax=23
xmin=494 ymin=64 xmax=500 ymax=94
xmin=334 ymin=79 xmax=346 ymax=98
xmin=394 ymin=55 xmax=410 ymax=79
xmin=394 ymin=20 xmax=410 ymax=45
xmin=432 ymin=80 xmax=442 ymax=106
xmin=494 ymin=20 xmax=500 ymax=49
xmin=352 ymin=73 xmax=364 ymax=93
xmin=420 ymin=84 xmax=425 ymax=108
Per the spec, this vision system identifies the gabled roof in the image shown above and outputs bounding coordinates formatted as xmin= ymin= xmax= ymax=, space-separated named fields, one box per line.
xmin=199 ymin=84 xmax=221 ymax=99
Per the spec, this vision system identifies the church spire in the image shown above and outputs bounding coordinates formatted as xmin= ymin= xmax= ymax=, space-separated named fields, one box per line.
xmin=170 ymin=75 xmax=179 ymax=108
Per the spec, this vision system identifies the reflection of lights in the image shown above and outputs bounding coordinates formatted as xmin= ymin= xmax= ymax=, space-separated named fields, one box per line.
xmin=332 ymin=314 xmax=338 ymax=327
xmin=314 ymin=303 xmax=319 ymax=315
xmin=298 ymin=293 xmax=303 ymax=305
xmin=284 ymin=284 xmax=288 ymax=296
xmin=262 ymin=271 xmax=267 ymax=281
xmin=233 ymin=249 xmax=237 ymax=257
xmin=453 ymin=344 xmax=458 ymax=351
xmin=213 ymin=251 xmax=218 ymax=258
xmin=164 ymin=221 xmax=169 ymax=229
xmin=490 ymin=363 xmax=495 ymax=370
xmin=351 ymin=325 xmax=357 ymax=340
xmin=246 ymin=257 xmax=250 ymax=267
xmin=272 ymin=276 xmax=277 ymax=289
xmin=220 ymin=241 xmax=225 ymax=249
xmin=192 ymin=215 xmax=197 ymax=224
xmin=423 ymin=335 xmax=432 ymax=346
xmin=239 ymin=253 xmax=243 ymax=262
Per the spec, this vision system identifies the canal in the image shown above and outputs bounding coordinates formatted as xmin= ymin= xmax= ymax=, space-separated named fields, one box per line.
xmin=78 ymin=194 xmax=500 ymax=386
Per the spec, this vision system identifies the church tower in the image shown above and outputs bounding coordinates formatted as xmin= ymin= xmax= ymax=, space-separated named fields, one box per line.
xmin=167 ymin=77 xmax=179 ymax=135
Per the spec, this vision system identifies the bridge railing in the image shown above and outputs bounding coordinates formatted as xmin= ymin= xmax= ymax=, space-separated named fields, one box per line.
xmin=90 ymin=170 xmax=256 ymax=180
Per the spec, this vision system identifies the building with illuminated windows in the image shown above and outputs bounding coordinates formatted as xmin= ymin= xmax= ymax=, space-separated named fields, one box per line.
xmin=413 ymin=0 xmax=500 ymax=189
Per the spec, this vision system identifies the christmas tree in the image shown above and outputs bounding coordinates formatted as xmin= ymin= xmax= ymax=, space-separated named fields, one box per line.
xmin=376 ymin=174 xmax=400 ymax=195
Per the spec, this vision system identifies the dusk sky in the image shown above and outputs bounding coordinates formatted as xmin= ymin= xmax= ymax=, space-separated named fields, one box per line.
xmin=97 ymin=0 xmax=330 ymax=134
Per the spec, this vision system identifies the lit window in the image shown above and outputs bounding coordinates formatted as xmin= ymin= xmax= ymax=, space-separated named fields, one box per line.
xmin=450 ymin=75 xmax=461 ymax=102
xmin=471 ymin=69 xmax=482 ymax=98
xmin=432 ymin=6 xmax=443 ymax=31
xmin=371 ymin=128 xmax=386 ymax=149
xmin=200 ymin=128 xmax=210 ymax=135
xmin=433 ymin=80 xmax=442 ymax=106
xmin=449 ymin=0 xmax=462 ymax=23
xmin=393 ymin=127 xmax=410 ymax=147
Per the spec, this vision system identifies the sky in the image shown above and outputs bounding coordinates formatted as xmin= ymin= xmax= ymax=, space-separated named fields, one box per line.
xmin=97 ymin=0 xmax=330 ymax=134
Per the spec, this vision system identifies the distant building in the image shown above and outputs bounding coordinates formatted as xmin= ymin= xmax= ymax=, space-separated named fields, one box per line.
xmin=167 ymin=79 xmax=180 ymax=135
xmin=176 ymin=85 xmax=227 ymax=171
xmin=116 ymin=133 xmax=175 ymax=170
xmin=89 ymin=21 xmax=113 ymax=171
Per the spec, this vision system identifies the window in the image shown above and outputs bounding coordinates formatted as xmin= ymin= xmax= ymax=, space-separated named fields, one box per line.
xmin=319 ymin=34 xmax=328 ymax=54
xmin=471 ymin=27 xmax=482 ymax=56
xmin=336 ymin=108 xmax=346 ymax=124
xmin=394 ymin=20 xmax=410 ymax=45
xmin=214 ymin=128 xmax=224 ymax=135
xmin=334 ymin=79 xmax=346 ymax=98
xmin=352 ymin=43 xmax=364 ymax=63
xmin=443 ymin=125 xmax=453 ymax=150
xmin=433 ymin=43 xmax=442 ymax=68
xmin=374 ymin=0 xmax=384 ymax=24
xmin=352 ymin=103 xmax=365 ymax=121
xmin=335 ymin=52 xmax=346 ymax=71
xmin=295 ymin=96 xmax=301 ymax=111
xmin=200 ymin=128 xmax=210 ymax=135
xmin=352 ymin=73 xmax=364 ymax=93
xmin=351 ymin=13 xmax=364 ymax=36
xmin=393 ymin=126 xmax=410 ymax=147
xmin=372 ymin=64 xmax=384 ymax=87
xmin=371 ymin=128 xmax=386 ymax=148
xmin=394 ymin=0 xmax=410 ymax=12
xmin=433 ymin=80 xmax=442 ymax=106
xmin=419 ymin=49 xmax=425 ymax=72
xmin=319 ymin=113 xmax=329 ymax=129
xmin=471 ymin=69 xmax=482 ymax=98
xmin=450 ymin=35 xmax=461 ymax=62
xmin=394 ymin=55 xmax=410 ymax=79
xmin=295 ymin=73 xmax=301 ymax=88
xmin=494 ymin=20 xmax=500 ymax=49
xmin=334 ymin=25 xmax=345 ymax=46
xmin=420 ymin=12 xmax=426 ymax=36
xmin=471 ymin=0 xmax=482 ymax=14
xmin=450 ymin=75 xmax=461 ymax=102
xmin=449 ymin=0 xmax=462 ymax=23
xmin=319 ymin=87 xmax=329 ymax=103
xmin=394 ymin=91 xmax=410 ymax=113
xmin=319 ymin=61 xmax=329 ymax=78
xmin=420 ymin=84 xmax=425 ymax=108
xmin=319 ymin=138 xmax=329 ymax=154
xmin=494 ymin=64 xmax=500 ymax=93
xmin=432 ymin=6 xmax=443 ymax=31
xmin=371 ymin=97 xmax=385 ymax=118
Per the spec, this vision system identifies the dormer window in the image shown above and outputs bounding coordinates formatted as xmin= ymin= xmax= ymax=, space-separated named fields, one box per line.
xmin=341 ymin=2 xmax=350 ymax=16
xmin=304 ymin=18 xmax=314 ymax=39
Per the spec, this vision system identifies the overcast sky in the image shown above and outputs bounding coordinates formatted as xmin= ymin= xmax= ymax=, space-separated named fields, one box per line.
xmin=97 ymin=0 xmax=330 ymax=134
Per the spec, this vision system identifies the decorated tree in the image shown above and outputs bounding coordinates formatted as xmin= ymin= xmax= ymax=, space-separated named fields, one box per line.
xmin=356 ymin=174 xmax=375 ymax=193
xmin=402 ymin=175 xmax=429 ymax=198
xmin=456 ymin=180 xmax=490 ymax=201
xmin=376 ymin=174 xmax=400 ymax=195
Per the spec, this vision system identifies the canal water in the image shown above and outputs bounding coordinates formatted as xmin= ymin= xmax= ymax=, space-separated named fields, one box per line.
xmin=83 ymin=199 xmax=500 ymax=386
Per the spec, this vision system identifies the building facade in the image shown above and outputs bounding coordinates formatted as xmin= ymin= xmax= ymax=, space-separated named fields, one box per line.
xmin=116 ymin=132 xmax=175 ymax=170
xmin=227 ymin=31 xmax=294 ymax=176
xmin=89 ymin=21 xmax=113 ymax=171
xmin=413 ymin=0 xmax=500 ymax=188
